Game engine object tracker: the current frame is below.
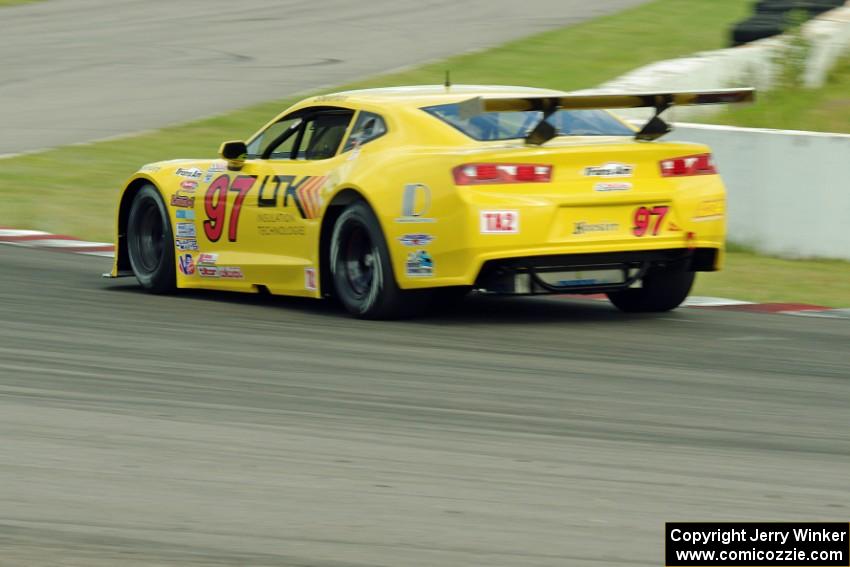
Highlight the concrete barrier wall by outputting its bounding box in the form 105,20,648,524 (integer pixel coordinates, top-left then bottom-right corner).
591,2,850,122
669,123,850,260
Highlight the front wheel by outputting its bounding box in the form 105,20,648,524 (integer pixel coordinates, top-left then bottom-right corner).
606,267,695,313
127,184,176,293
329,201,425,319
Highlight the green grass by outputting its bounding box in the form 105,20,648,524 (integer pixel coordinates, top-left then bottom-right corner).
0,0,43,6
2,0,846,306
703,53,850,133
695,252,850,307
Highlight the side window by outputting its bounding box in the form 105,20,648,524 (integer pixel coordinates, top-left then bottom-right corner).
294,111,354,160
342,111,387,152
246,117,301,159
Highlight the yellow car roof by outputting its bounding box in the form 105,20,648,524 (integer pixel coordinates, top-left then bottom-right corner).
306,84,570,108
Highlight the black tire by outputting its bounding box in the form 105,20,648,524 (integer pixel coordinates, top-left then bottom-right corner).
731,14,787,45
606,267,695,313
428,286,472,312
329,200,426,319
755,0,843,14
127,184,176,293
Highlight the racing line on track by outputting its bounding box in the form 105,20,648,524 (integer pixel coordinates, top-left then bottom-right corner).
1,228,847,319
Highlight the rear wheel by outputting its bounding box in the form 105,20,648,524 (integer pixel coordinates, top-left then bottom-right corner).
606,266,695,313
127,184,175,293
330,201,425,319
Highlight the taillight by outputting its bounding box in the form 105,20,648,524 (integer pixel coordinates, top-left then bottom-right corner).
660,153,717,177
453,163,553,185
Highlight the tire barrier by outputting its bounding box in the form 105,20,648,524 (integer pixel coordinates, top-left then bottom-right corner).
731,0,847,45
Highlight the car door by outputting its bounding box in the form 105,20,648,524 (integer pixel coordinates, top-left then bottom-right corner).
211,107,355,295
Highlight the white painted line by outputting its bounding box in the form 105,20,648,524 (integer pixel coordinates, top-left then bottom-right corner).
0,229,50,237
10,239,112,248
781,309,850,319
682,296,756,307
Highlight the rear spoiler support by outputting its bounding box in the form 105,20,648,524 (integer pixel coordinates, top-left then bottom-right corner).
635,95,673,142
458,88,756,145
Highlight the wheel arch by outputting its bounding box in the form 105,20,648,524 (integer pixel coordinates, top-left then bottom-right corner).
114,177,164,273
318,187,375,297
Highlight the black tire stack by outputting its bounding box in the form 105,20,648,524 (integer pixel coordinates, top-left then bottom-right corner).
731,0,846,46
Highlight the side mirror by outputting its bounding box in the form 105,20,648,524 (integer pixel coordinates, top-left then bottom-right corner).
219,140,247,171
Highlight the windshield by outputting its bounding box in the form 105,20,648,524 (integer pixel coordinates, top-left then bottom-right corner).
423,103,634,141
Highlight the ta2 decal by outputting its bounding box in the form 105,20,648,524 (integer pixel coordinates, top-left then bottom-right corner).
480,210,519,234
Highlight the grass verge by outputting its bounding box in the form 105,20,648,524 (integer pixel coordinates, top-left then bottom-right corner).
703,52,850,133
0,0,43,6
694,252,850,307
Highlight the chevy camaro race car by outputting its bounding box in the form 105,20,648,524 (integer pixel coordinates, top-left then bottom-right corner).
110,85,753,318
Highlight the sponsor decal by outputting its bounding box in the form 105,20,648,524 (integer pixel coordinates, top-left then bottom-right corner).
583,163,634,178
256,174,326,220
304,267,317,291
203,162,227,183
180,180,198,191
480,210,519,234
693,199,725,221
668,221,683,232
573,221,620,235
405,250,434,277
171,193,195,208
203,175,255,242
198,265,219,278
593,182,632,193
140,164,160,173
175,238,199,251
633,205,669,236
220,266,244,279
178,253,195,276
175,167,202,178
176,222,196,238
176,209,195,220
396,183,435,223
256,212,304,236
398,233,435,246
197,253,218,265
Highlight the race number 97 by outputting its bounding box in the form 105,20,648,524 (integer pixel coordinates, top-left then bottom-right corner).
204,175,257,242
633,205,669,237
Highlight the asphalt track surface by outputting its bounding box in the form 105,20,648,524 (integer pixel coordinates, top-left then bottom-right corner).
1,245,849,566
0,0,651,155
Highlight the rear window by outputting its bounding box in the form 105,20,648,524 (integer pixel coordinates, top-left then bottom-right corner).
422,103,634,141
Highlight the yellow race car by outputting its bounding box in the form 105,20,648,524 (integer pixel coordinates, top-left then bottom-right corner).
110,85,753,318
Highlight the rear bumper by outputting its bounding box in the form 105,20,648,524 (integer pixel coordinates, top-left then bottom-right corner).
474,247,717,295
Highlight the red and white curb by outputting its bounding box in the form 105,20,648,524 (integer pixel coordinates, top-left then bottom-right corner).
1,228,847,318
0,228,114,257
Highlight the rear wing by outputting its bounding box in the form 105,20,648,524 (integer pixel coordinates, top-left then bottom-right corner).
458,88,756,144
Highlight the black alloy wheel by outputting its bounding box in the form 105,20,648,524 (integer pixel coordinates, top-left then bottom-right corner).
330,201,425,319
